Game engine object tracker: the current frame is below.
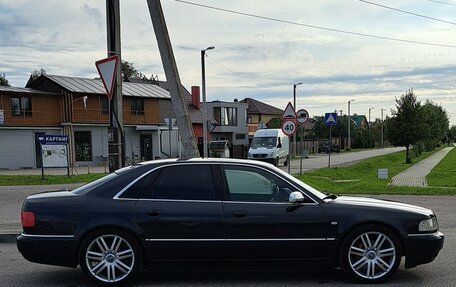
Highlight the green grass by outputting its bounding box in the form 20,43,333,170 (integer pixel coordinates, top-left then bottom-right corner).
427,146,456,187
0,173,105,186
296,147,456,195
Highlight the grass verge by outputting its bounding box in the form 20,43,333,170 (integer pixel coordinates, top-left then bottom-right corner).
296,147,456,195
427,146,456,187
0,173,105,186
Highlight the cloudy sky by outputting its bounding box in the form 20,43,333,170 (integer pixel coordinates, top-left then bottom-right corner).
1,0,456,123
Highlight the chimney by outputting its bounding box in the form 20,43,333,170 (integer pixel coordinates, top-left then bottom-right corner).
191,86,200,109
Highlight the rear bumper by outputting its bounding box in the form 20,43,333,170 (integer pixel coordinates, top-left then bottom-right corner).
404,231,444,268
16,233,78,268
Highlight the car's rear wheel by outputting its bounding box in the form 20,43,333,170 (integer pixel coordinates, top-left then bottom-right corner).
79,228,142,286
340,225,402,283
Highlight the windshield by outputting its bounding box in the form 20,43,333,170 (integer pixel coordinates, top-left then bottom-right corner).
251,137,277,148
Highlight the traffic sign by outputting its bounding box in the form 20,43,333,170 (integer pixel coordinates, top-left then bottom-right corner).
281,120,297,136
296,109,309,124
281,102,297,119
95,55,119,100
164,118,176,131
325,113,337,126
37,135,69,145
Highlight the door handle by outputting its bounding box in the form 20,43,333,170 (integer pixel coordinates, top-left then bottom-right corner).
146,210,161,217
232,210,248,218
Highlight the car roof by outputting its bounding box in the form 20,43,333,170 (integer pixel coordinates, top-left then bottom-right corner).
130,157,274,169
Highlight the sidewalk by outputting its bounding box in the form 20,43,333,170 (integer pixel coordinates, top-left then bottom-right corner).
0,165,107,176
389,146,454,187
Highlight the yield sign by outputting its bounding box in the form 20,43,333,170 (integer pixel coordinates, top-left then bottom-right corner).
95,55,119,100
281,102,297,119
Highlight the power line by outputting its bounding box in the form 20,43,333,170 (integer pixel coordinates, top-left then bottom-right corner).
205,54,260,86
360,0,456,26
173,0,456,48
427,0,456,7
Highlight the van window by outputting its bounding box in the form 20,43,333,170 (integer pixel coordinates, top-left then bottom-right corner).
251,137,277,148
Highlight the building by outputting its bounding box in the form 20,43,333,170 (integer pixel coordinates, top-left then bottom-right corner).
0,73,208,170
240,98,283,139
206,100,249,158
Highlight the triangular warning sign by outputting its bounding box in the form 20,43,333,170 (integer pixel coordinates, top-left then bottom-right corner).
282,102,297,119
326,114,336,124
95,55,119,100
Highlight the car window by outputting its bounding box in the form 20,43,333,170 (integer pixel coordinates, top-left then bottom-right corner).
142,164,215,200
222,166,296,203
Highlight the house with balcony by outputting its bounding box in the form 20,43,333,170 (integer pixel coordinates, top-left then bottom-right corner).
0,73,209,170
206,100,248,158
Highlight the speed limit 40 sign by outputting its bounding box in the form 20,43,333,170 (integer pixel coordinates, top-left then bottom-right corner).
281,120,297,136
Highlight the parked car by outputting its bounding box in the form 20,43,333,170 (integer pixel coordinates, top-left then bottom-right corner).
318,141,340,153
17,158,443,286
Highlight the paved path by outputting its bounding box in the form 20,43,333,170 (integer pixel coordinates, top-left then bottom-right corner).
389,147,454,187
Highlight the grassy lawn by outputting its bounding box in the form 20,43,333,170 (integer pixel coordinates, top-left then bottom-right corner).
0,173,105,186
427,146,456,187
296,147,456,195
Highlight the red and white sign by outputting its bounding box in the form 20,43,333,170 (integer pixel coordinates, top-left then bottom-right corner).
95,55,119,100
296,109,309,124
281,120,297,136
281,102,297,119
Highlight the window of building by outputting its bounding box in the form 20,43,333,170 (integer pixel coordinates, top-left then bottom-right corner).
131,98,144,115
142,165,214,200
213,107,237,126
11,97,32,116
235,133,246,140
100,97,109,114
75,131,92,161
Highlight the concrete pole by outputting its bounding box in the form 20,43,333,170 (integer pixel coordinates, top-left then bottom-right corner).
201,47,214,158
347,101,351,150
293,82,302,156
147,0,199,158
381,108,384,148
106,0,124,171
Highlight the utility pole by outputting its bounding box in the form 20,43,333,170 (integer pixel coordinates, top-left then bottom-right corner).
147,0,199,158
106,0,124,171
201,47,214,158
293,82,302,156
381,108,384,148
347,99,354,150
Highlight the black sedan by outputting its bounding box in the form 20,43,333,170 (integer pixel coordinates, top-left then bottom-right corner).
17,158,443,286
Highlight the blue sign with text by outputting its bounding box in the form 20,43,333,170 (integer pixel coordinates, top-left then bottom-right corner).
37,135,69,145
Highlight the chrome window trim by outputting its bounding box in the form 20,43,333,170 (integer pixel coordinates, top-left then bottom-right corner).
122,198,222,204
113,161,320,204
145,238,336,242
21,233,75,239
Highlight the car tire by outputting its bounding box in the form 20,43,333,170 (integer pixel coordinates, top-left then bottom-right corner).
79,228,142,286
284,158,288,166
274,157,279,166
340,225,402,284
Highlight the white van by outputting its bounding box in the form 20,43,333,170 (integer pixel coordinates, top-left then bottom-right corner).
248,129,289,166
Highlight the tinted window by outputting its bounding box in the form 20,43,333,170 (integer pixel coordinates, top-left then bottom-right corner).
143,165,214,200
223,166,297,202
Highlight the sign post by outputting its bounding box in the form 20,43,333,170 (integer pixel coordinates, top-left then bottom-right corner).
325,113,337,168
296,109,309,175
281,102,297,174
164,118,176,157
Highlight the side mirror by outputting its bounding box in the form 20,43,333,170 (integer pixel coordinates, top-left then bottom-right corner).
289,191,305,203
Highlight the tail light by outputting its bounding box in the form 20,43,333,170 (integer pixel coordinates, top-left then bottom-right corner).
21,211,35,227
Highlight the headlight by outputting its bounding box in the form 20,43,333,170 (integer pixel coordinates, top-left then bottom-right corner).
419,217,439,232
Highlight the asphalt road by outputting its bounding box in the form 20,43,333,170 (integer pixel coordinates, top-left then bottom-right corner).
283,147,404,174
1,195,454,286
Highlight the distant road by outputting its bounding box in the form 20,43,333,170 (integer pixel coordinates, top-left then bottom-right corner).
281,147,405,174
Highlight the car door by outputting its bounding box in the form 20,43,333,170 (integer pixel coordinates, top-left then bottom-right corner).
220,164,330,260
134,164,225,260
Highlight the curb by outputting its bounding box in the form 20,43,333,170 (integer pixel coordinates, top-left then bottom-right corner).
0,233,18,243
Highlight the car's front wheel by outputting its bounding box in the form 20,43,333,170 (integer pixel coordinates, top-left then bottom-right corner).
340,225,402,283
79,228,142,286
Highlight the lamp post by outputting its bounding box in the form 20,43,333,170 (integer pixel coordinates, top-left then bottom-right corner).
381,108,385,148
201,46,214,158
368,107,374,125
347,99,355,150
293,82,302,156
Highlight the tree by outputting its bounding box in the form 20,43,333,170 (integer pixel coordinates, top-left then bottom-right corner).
31,68,46,81
419,100,449,151
121,60,139,78
449,125,456,143
0,73,10,86
386,89,423,163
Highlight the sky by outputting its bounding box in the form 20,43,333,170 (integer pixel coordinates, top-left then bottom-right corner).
1,0,456,124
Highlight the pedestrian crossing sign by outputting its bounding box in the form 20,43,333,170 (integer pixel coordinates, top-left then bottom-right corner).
325,113,337,126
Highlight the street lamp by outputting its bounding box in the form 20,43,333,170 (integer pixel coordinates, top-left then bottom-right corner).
347,99,355,150
201,46,214,158
381,108,385,148
368,107,374,125
293,82,303,156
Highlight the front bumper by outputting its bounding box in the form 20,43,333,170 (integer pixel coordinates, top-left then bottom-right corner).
16,233,79,268
404,231,444,268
